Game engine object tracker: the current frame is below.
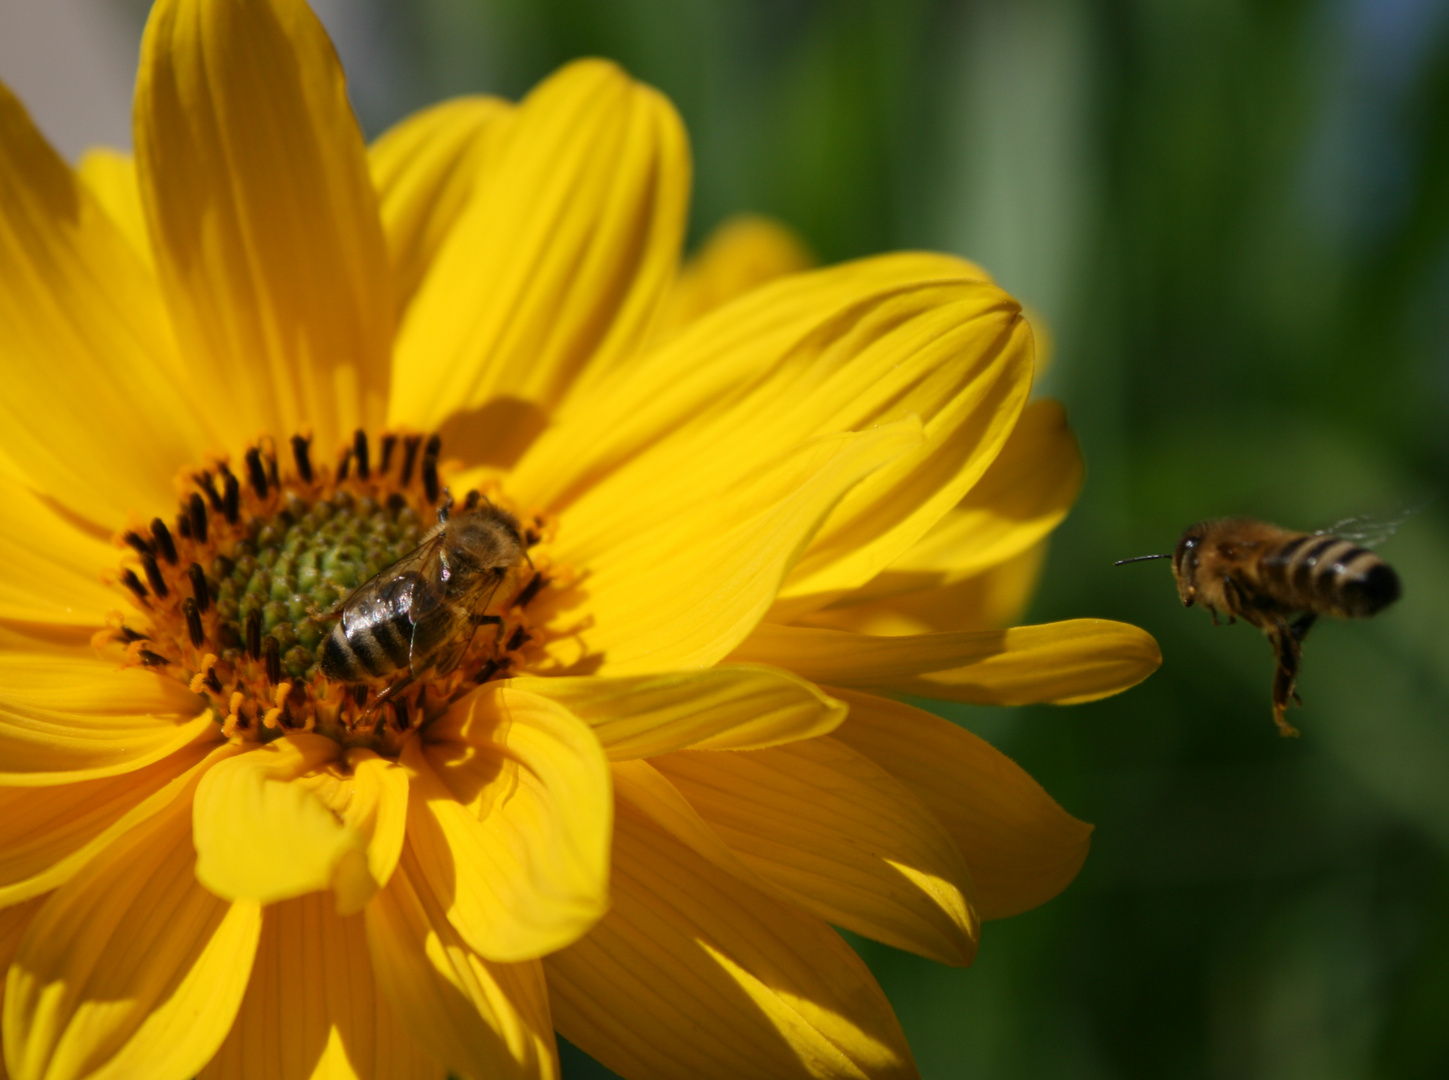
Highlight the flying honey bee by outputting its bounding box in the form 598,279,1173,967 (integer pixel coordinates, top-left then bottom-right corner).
1118,516,1404,736
319,495,527,705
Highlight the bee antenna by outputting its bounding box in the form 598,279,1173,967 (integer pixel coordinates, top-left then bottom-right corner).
1114,553,1172,566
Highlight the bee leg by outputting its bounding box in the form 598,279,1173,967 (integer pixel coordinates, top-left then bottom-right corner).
1221,577,1249,624
1266,617,1303,738
363,674,416,721
1286,615,1316,707
472,612,506,646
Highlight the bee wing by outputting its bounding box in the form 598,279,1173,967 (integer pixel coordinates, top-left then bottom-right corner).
338,534,445,632
408,568,509,678
1315,499,1432,549
408,603,467,676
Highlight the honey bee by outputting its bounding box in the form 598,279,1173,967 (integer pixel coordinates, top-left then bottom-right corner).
1119,516,1403,736
319,496,526,704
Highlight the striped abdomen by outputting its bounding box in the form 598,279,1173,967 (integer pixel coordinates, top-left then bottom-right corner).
319,614,413,682
1260,533,1401,618
318,573,419,682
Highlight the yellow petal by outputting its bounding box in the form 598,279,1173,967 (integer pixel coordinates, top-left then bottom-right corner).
733,618,1162,705
0,893,46,973
893,399,1080,580
509,664,845,759
770,307,1033,618
0,639,218,785
538,420,923,677
335,749,410,914
369,95,513,320
0,80,212,528
193,734,407,913
511,252,992,521
364,842,558,1080
652,739,979,966
0,471,121,626
200,892,443,1080
801,543,1048,636
0,895,45,959
135,0,393,455
0,895,49,1078
831,398,1080,610
544,803,917,1080
403,685,611,961
390,59,689,434
612,754,967,972
4,788,261,1080
512,252,1033,634
829,689,1093,919
654,214,814,337
0,739,230,907
75,148,151,268
192,734,341,906
609,759,767,887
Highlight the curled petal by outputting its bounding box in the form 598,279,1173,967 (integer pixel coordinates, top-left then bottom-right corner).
193,735,408,913
335,749,411,914
404,685,611,961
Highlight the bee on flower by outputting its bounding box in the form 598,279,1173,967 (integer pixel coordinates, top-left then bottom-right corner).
0,1,1159,1078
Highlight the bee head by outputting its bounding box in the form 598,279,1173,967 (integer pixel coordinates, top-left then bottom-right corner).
444,505,525,573
1172,523,1209,606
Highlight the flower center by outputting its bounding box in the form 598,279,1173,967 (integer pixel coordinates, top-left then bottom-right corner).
103,431,558,754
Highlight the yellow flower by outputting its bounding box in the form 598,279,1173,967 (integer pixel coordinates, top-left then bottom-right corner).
0,1,1159,1078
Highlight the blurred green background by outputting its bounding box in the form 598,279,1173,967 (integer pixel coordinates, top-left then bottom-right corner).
12,0,1449,1076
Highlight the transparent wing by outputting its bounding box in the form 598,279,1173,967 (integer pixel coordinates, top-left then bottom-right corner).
338,532,446,631
1315,498,1433,549
407,567,510,677
409,603,467,676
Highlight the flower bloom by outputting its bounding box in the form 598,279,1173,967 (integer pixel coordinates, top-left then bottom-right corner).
0,1,1159,1078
